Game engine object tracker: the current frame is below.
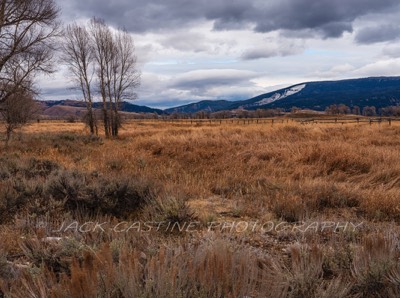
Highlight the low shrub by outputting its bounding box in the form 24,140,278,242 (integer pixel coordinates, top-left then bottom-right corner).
351,234,399,297
0,156,157,223
46,170,156,218
144,194,195,228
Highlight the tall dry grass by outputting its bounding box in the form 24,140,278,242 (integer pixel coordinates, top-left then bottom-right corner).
1,120,400,297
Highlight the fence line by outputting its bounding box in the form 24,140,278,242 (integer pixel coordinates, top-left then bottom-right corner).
29,117,400,127
124,117,400,126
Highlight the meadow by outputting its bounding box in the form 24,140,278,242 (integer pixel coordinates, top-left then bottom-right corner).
1,119,400,297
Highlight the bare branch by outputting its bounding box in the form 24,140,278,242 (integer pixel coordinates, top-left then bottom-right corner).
0,0,60,104
61,23,97,134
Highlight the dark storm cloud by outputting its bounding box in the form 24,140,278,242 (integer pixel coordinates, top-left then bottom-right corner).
355,24,400,44
253,0,400,37
58,0,400,38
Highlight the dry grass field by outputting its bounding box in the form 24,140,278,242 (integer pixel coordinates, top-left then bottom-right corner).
1,119,400,297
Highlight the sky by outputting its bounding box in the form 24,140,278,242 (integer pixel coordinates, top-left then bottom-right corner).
40,0,400,109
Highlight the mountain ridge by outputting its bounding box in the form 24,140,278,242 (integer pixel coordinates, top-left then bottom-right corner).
41,76,400,116
39,100,164,117
168,76,400,113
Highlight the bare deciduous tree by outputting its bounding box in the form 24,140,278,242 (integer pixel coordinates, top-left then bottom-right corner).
0,0,60,104
362,106,377,117
61,18,140,138
89,18,114,138
89,18,140,137
109,29,140,136
61,24,97,135
0,86,37,144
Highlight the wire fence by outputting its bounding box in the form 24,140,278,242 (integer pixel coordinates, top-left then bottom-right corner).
123,117,400,126
25,116,400,127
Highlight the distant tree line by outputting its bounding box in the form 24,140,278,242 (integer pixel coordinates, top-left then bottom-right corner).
163,105,400,120
380,106,400,117
325,104,400,117
167,109,285,120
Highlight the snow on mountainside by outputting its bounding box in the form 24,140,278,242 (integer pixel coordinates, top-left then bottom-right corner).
253,84,306,106
167,76,400,113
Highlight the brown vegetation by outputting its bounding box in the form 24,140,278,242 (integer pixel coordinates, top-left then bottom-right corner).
1,120,400,297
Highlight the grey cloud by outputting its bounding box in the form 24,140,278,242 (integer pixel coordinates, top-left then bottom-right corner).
160,32,211,53
40,86,80,101
58,0,202,33
41,87,72,97
250,0,397,37
57,0,400,39
170,69,257,92
355,24,400,44
213,19,252,31
382,45,400,58
242,49,296,61
205,1,254,30
318,22,353,38
241,48,279,60
352,59,400,77
241,42,304,60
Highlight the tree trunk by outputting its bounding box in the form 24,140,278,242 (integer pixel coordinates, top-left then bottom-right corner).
87,105,95,135
102,104,110,138
5,125,12,146
113,104,119,137
108,100,115,137
0,1,5,29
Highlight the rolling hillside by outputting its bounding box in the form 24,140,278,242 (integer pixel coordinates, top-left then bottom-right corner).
167,76,400,113
165,100,233,114
39,100,164,118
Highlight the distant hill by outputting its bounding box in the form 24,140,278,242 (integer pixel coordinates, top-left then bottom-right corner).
41,105,86,118
165,100,233,114
116,101,164,114
40,100,164,118
167,76,400,113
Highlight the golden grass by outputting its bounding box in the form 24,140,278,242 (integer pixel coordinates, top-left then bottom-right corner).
2,119,400,297
3,119,400,221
